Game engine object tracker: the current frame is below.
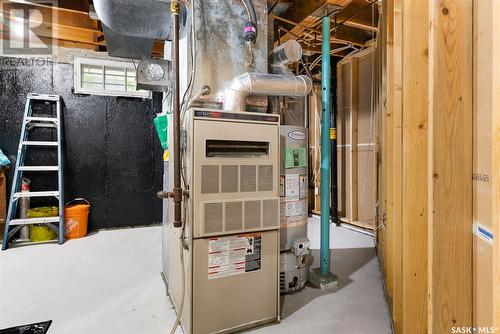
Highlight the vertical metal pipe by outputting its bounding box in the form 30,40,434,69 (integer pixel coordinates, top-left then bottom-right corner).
320,15,331,275
171,1,182,228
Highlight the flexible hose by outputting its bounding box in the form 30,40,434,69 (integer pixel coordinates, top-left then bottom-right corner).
241,0,258,36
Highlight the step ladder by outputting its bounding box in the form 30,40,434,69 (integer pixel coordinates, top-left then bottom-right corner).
2,93,64,250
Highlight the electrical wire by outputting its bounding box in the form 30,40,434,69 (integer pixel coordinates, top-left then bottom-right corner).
240,0,257,27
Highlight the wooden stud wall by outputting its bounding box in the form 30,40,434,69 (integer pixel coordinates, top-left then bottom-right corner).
377,0,476,332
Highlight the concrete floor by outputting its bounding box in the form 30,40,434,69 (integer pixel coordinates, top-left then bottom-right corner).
0,218,392,334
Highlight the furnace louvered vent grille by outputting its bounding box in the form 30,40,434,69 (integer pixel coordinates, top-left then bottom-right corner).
200,165,275,194
258,165,273,191
262,199,279,227
201,198,278,236
225,201,243,231
204,202,223,233
240,165,257,192
244,201,261,229
201,165,219,194
221,165,239,193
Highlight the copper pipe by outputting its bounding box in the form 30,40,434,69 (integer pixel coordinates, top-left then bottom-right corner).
171,0,182,228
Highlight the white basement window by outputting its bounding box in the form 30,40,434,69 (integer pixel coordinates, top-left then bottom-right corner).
74,57,151,98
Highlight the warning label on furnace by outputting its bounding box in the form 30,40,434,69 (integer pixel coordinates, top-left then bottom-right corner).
208,234,262,279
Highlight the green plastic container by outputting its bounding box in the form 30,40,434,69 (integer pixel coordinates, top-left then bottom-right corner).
154,114,169,150
28,206,58,242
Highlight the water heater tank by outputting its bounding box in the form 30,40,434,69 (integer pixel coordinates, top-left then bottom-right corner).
279,125,310,293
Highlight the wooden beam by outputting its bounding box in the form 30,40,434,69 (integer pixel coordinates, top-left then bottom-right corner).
428,0,473,332
391,0,403,331
0,4,100,32
473,0,500,329
275,16,367,48
57,0,89,13
271,14,322,35
5,0,90,14
383,0,394,314
342,20,378,32
401,1,429,333
349,57,359,221
333,24,374,46
472,0,496,329
493,1,500,328
152,40,165,57
281,0,351,25
334,0,378,28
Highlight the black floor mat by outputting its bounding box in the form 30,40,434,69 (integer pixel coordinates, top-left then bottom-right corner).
0,321,52,334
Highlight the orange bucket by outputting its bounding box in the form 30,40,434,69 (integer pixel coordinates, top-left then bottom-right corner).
64,198,90,239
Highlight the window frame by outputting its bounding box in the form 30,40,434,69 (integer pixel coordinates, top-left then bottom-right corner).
74,57,151,99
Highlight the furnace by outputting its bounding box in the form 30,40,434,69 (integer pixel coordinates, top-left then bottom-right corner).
163,108,280,334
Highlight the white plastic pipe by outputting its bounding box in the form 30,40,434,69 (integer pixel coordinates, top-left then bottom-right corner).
223,72,313,112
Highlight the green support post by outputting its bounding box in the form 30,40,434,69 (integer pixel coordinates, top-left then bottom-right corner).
309,15,338,290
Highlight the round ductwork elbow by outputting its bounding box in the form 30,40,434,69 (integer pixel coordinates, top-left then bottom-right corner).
223,73,313,112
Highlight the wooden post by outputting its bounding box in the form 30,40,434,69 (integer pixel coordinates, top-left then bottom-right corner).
492,0,500,328
391,0,403,331
383,0,394,307
401,1,429,333
428,0,473,332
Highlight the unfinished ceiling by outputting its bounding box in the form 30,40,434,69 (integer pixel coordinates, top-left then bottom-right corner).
0,0,377,60
270,0,378,55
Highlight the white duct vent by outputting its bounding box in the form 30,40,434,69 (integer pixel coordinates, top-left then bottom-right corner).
201,165,219,194
225,201,243,231
204,202,223,233
258,165,273,191
221,165,239,193
244,201,261,229
262,199,279,227
240,165,257,192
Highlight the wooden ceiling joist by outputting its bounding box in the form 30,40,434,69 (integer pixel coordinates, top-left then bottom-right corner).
272,0,378,55
0,3,98,32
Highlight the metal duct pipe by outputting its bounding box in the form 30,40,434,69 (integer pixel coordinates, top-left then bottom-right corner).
223,73,313,112
271,40,302,66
